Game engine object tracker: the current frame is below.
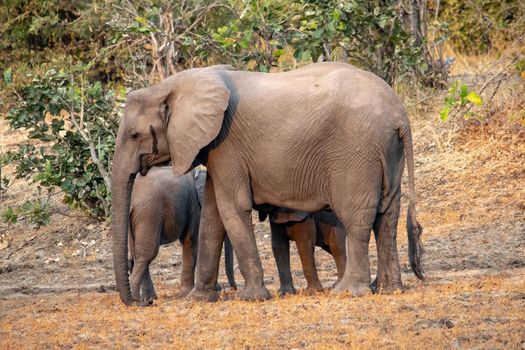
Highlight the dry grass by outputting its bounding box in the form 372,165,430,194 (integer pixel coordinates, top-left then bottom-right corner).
0,271,524,349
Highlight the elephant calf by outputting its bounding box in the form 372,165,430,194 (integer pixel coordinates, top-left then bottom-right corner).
259,207,346,295
127,166,235,302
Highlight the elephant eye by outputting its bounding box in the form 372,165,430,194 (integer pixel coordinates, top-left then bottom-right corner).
130,132,139,139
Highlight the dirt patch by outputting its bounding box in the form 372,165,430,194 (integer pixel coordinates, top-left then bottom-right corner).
1,95,524,348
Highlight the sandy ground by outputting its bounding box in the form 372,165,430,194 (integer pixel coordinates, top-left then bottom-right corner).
0,101,524,348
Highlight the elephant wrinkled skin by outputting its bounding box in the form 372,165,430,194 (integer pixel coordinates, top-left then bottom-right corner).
111,62,424,305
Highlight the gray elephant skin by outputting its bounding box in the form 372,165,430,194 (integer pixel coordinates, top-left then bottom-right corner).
260,207,346,295
111,62,424,305
127,166,236,303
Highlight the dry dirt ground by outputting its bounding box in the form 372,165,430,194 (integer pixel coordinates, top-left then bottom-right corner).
1,87,524,348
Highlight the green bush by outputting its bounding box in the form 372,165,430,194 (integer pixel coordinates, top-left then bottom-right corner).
439,80,483,122
212,0,430,84
4,65,121,219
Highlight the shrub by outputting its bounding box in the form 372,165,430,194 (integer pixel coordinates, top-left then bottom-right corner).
4,65,121,220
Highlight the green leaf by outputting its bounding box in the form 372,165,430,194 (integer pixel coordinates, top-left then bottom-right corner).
135,16,148,25
1,207,18,224
460,84,468,98
272,48,284,58
439,106,451,122
3,67,12,84
466,91,483,106
217,26,229,35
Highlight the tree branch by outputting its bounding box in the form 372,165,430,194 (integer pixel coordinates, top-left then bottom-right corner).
68,76,111,191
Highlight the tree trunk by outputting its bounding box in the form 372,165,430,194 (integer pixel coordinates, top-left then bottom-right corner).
410,0,423,47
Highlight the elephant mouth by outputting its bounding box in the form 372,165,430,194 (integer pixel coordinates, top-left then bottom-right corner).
139,153,171,176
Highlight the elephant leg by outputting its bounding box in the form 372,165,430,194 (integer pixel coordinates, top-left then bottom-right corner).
372,187,402,293
213,187,270,301
330,227,347,288
333,223,372,296
129,218,160,302
140,266,157,301
292,222,323,292
187,178,226,302
218,208,270,300
179,234,195,297
270,222,296,295
332,206,375,296
128,231,135,273
130,259,149,301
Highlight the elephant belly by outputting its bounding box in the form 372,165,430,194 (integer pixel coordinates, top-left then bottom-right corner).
250,175,330,213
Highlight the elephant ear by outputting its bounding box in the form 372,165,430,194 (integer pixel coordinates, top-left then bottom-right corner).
166,70,231,176
193,167,207,207
270,208,309,224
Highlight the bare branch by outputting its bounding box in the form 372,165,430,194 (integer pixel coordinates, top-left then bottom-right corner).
479,56,520,94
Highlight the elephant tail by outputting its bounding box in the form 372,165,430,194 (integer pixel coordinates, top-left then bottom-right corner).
224,235,237,290
399,124,425,280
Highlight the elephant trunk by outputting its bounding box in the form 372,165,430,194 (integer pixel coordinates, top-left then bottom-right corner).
111,158,137,305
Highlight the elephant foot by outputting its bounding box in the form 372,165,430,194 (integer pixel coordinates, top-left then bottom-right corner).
332,278,342,289
178,286,193,298
305,280,324,292
130,300,154,307
371,278,404,294
141,288,157,302
141,294,157,303
186,287,219,302
332,278,371,296
278,285,297,296
303,285,325,295
131,290,141,302
238,286,271,301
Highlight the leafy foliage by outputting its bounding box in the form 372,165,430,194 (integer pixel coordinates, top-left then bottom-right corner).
4,66,120,219
293,1,425,84
211,0,431,84
440,81,483,122
1,198,52,228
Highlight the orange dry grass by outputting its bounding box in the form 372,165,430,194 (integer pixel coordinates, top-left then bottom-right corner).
415,124,525,233
1,270,524,349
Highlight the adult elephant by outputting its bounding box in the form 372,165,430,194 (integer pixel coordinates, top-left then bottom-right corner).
111,62,424,305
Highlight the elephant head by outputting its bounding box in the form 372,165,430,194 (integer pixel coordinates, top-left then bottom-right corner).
111,66,232,305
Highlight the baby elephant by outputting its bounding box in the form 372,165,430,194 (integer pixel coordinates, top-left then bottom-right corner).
128,166,235,302
260,208,346,295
